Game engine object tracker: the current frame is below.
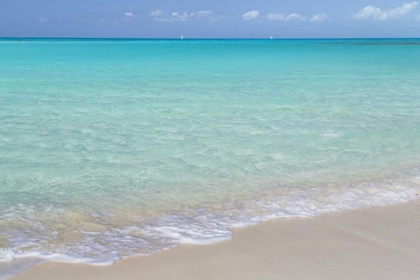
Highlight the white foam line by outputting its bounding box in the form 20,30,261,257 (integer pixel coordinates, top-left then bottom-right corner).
1,179,420,280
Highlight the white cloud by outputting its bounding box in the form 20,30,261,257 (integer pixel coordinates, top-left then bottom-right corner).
209,15,227,22
197,10,213,18
150,10,215,22
243,10,260,21
149,10,165,17
37,17,48,23
266,13,305,21
285,13,306,21
310,13,327,22
150,10,190,22
352,2,418,20
124,12,134,17
170,12,191,21
267,13,285,21
197,10,225,22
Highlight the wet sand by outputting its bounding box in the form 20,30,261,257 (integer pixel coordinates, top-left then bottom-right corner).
11,200,420,280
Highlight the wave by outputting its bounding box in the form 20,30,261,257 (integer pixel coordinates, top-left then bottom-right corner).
1,174,419,279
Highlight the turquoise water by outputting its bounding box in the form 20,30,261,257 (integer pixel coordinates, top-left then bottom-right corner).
1,38,420,278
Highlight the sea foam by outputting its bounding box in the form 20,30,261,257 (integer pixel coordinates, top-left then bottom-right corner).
1,175,419,279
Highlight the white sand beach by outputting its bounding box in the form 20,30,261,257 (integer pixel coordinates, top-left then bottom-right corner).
11,199,420,280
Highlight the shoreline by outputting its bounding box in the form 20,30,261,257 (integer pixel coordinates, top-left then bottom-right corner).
2,171,418,276
10,199,420,280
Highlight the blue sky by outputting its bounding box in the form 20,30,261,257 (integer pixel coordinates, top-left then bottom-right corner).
0,0,419,38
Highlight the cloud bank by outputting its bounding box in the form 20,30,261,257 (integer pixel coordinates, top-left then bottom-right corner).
352,2,418,20
266,13,306,21
149,10,165,17
243,10,260,21
266,13,286,21
150,10,218,22
310,13,327,22
285,13,305,21
197,10,213,18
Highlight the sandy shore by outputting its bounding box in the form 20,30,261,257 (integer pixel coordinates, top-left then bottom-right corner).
11,200,420,280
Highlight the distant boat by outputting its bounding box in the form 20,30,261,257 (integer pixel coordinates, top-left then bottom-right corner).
181,35,184,40
270,36,273,40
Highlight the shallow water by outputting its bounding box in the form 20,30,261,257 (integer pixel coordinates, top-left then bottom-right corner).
1,38,420,278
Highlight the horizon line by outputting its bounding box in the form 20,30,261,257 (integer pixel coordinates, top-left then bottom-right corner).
1,36,420,40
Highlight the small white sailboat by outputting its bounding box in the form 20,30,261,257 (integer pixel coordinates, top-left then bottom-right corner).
180,35,184,40
270,36,273,40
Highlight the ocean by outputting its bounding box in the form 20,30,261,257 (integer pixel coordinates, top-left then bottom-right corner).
1,38,420,278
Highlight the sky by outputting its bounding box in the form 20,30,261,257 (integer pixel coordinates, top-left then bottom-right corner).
0,0,419,38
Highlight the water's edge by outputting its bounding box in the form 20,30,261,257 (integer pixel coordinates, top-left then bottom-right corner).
2,173,420,280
